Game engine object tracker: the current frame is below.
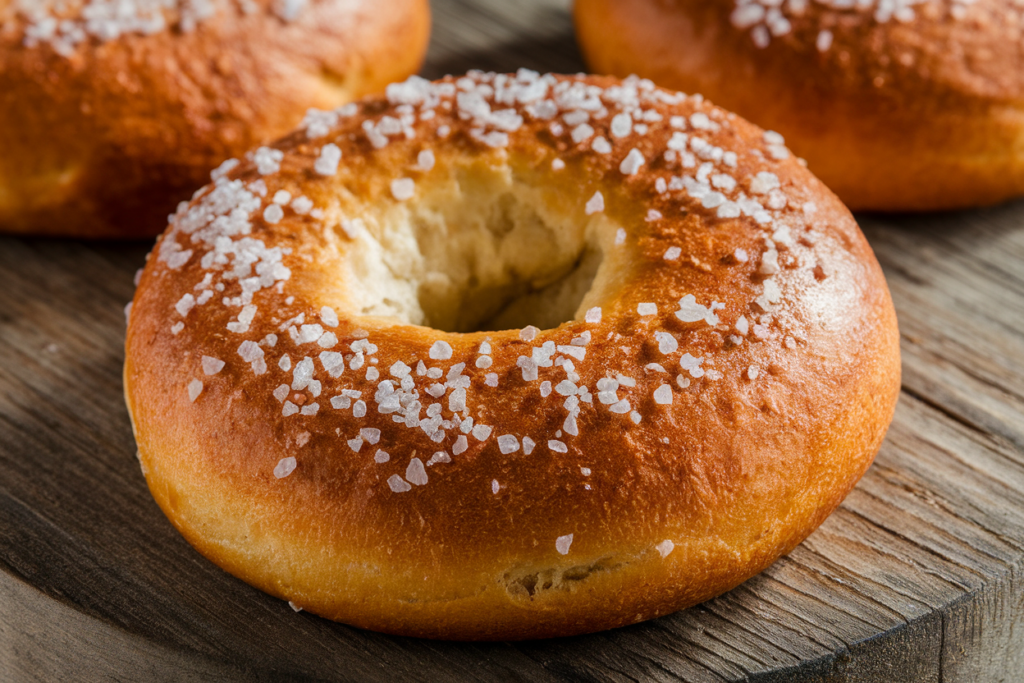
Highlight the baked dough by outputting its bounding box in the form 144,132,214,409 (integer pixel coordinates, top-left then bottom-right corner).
576,0,1024,211
0,0,430,237
125,72,901,640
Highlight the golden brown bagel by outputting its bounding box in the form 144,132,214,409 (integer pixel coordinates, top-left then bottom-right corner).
124,72,901,640
0,0,430,238
575,0,1024,211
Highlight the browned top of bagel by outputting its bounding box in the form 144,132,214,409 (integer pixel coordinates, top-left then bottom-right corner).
730,0,1022,99
577,0,1023,106
0,0,430,237
575,0,1024,210
125,72,901,640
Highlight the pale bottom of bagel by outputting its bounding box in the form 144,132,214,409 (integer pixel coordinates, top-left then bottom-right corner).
127,152,897,639
132,381,886,641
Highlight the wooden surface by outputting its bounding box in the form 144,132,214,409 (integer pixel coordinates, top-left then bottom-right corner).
2,1,1024,680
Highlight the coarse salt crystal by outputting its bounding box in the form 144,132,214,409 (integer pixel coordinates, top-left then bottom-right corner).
610,113,632,138
201,356,225,375
817,29,834,52
655,331,678,354
388,474,411,493
555,534,574,555
274,457,297,479
320,306,339,327
391,178,415,201
175,293,195,317
429,340,453,360
254,147,284,175
750,172,780,195
498,435,520,454
187,379,202,402
676,294,720,325
238,340,264,362
415,150,435,171
314,143,342,176
680,353,705,378
572,123,595,143
619,148,645,175
427,451,451,466
406,458,428,486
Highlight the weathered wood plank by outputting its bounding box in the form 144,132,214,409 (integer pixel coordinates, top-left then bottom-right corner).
1,0,1024,680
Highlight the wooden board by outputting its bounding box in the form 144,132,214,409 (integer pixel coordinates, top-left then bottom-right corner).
3,1,1024,680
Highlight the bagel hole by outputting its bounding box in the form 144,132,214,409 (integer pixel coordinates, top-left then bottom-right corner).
340,161,623,333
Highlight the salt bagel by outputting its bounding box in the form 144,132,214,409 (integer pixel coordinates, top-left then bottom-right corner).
575,0,1024,211
0,0,430,238
124,71,901,640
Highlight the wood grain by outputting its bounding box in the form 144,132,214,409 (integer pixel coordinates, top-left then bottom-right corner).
2,0,1024,680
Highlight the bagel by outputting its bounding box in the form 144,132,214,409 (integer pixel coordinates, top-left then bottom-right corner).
0,0,430,238
575,0,1024,211
124,71,901,640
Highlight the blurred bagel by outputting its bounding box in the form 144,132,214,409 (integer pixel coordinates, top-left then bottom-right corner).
575,0,1024,211
0,0,430,238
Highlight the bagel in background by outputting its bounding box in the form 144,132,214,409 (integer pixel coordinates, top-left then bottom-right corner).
125,71,901,640
0,0,430,238
575,0,1024,211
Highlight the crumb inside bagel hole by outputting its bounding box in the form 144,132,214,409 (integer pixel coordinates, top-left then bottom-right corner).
334,160,625,333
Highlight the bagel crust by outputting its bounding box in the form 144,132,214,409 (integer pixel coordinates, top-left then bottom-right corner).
0,0,430,238
575,0,1024,211
125,72,901,640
